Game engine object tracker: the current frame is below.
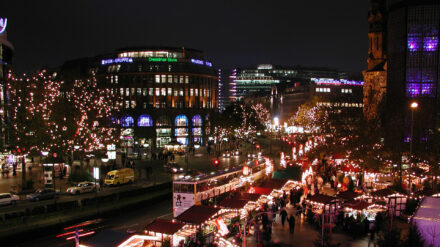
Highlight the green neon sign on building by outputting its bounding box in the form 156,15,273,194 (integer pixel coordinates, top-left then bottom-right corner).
148,57,178,62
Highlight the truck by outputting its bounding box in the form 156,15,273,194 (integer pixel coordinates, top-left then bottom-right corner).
104,168,134,186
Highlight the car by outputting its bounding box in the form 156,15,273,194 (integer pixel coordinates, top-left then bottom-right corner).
222,151,231,158
26,188,58,201
0,193,19,205
164,162,184,174
232,150,241,156
67,181,100,195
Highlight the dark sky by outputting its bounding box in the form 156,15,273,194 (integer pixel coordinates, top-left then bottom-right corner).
2,0,370,73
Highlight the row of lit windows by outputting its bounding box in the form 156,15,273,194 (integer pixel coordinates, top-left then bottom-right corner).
316,88,353,93
117,100,213,109
318,102,363,108
112,87,212,97
108,75,190,84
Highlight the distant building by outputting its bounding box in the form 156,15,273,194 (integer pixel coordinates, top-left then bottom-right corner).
312,78,364,124
231,64,350,121
386,0,440,149
363,0,387,121
0,17,13,149
59,47,217,148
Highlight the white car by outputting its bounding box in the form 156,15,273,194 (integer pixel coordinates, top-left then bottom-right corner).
0,193,19,205
67,182,100,195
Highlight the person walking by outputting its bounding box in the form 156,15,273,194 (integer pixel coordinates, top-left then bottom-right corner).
288,214,295,234
280,207,288,227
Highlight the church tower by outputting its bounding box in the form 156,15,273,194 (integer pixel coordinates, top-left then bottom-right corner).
363,0,387,121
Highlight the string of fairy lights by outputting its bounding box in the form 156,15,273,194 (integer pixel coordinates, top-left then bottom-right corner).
7,70,121,156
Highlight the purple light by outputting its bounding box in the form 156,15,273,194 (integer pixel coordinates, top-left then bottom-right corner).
406,69,421,82
421,83,436,97
423,36,438,51
406,83,420,97
408,37,421,51
421,69,436,82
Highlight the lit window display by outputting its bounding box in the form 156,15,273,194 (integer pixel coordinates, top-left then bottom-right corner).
138,114,153,127
423,36,438,51
408,37,421,51
175,114,188,127
121,116,134,127
192,115,202,126
406,83,420,97
421,83,436,97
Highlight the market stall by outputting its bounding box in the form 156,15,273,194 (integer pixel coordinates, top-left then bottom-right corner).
175,205,221,243
145,219,186,246
370,188,407,216
342,200,386,221
305,194,340,217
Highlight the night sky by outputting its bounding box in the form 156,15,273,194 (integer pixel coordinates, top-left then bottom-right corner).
3,0,369,73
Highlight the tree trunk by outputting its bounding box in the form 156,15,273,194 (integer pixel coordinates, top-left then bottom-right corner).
21,156,26,189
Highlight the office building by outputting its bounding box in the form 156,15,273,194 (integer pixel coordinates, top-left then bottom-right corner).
0,18,13,149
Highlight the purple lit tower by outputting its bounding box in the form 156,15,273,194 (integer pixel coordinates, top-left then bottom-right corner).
386,0,440,150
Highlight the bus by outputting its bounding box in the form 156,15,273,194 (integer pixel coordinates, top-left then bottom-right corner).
172,157,270,217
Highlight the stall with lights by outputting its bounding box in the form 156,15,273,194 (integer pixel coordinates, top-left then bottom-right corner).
342,200,386,221
370,188,407,216
305,194,340,217
144,219,186,247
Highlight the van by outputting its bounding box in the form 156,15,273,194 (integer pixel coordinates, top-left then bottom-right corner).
104,168,134,186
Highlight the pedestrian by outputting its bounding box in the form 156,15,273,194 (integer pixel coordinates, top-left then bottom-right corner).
280,207,287,227
288,214,295,234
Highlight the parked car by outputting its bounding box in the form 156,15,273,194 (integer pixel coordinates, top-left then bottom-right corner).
104,168,134,186
67,181,100,195
164,162,184,174
26,188,58,201
0,193,19,205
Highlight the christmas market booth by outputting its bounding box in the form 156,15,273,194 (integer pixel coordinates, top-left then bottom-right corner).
144,219,187,246
342,200,386,221
175,205,221,243
305,194,340,217
369,188,407,216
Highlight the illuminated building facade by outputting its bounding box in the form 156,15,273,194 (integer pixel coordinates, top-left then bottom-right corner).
312,78,364,123
386,0,440,148
0,18,13,149
61,47,217,148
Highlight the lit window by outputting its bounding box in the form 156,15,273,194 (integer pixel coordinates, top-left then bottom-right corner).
142,88,147,96
126,88,130,96
179,89,184,96
120,88,124,96
185,76,189,83
143,102,147,109
155,75,160,83
173,76,178,83
161,75,166,83
131,101,136,108
174,89,178,96
120,116,134,127
131,88,135,95
167,75,172,83
175,114,188,127
155,88,160,96
125,100,130,108
190,88,194,96
149,88,154,96
137,88,142,95
138,114,153,127
168,88,172,95
192,115,202,126
179,76,184,83
161,88,166,96
195,89,198,96
115,76,118,84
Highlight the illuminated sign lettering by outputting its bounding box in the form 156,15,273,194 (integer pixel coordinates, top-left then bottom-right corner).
101,57,133,65
148,57,177,62
191,58,213,67
311,78,364,86
0,18,7,34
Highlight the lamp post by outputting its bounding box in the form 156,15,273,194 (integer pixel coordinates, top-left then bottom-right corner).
409,102,418,192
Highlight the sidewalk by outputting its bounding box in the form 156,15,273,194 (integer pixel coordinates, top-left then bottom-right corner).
245,203,369,247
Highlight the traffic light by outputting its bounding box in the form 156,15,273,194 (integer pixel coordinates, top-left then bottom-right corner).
214,159,219,165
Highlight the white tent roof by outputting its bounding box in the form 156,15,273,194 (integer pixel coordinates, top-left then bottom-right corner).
413,197,440,247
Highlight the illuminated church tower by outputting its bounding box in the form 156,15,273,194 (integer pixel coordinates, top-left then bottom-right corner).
363,0,387,121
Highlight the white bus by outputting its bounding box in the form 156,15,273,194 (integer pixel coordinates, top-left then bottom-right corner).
173,158,268,217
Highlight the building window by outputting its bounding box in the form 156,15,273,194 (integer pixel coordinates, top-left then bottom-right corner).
126,88,130,96
125,100,130,108
120,116,134,127
156,116,171,127
195,89,199,96
137,88,142,95
143,102,147,109
167,75,173,83
173,76,178,83
185,76,189,83
138,114,153,127
131,88,135,96
120,88,124,96
175,114,188,127
161,88,166,96
115,76,118,84
149,88,154,96
341,88,352,93
190,88,194,96
174,89,178,96
168,88,172,96
179,76,184,83
192,115,202,127
155,75,160,83
143,88,147,96
179,89,184,96
155,88,160,96
161,75,166,83
131,101,136,108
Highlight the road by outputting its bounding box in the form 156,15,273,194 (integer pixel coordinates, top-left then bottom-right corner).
7,198,173,247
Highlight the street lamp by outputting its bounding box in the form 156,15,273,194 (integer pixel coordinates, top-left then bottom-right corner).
409,101,418,192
